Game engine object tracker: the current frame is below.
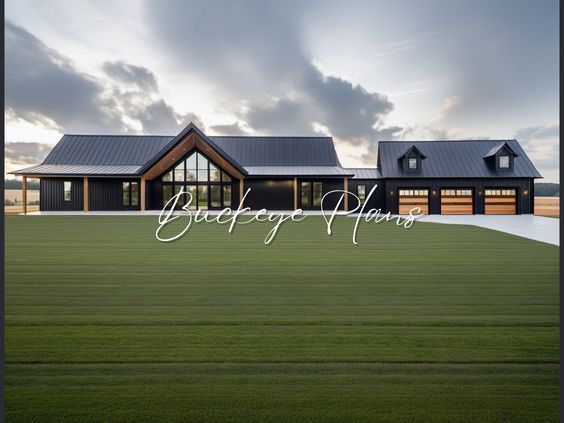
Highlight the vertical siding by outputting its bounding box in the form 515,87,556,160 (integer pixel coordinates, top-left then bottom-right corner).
243,178,294,210
347,179,386,211
88,178,140,211
40,178,83,211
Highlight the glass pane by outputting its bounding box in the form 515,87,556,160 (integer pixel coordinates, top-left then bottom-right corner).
131,182,139,206
313,182,323,207
210,163,221,182
162,171,173,182
122,182,129,206
211,185,221,207
163,185,173,204
174,162,184,182
185,185,197,210
185,168,197,182
174,185,185,208
499,155,510,168
186,153,197,171
64,181,72,202
222,171,232,182
198,185,208,209
301,182,311,207
409,158,417,169
358,185,366,202
223,185,232,207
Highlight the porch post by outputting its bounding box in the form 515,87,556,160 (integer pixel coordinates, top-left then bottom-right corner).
83,177,89,212
293,177,298,210
344,177,349,211
22,176,27,215
140,177,146,212
239,178,244,207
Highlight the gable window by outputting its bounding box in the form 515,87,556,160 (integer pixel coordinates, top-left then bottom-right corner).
358,185,366,202
408,158,418,169
499,155,510,169
161,150,233,209
64,181,72,202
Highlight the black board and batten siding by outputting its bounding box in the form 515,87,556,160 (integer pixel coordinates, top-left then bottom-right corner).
243,179,294,210
89,179,140,211
40,178,83,211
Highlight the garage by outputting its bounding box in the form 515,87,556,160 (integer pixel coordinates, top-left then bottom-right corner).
440,189,473,214
485,189,517,214
398,189,429,214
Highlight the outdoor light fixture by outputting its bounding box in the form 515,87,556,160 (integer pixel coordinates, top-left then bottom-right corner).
389,190,394,195
523,190,528,195
432,190,436,196
478,191,482,196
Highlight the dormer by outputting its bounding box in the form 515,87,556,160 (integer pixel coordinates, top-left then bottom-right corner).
398,145,427,173
483,142,519,172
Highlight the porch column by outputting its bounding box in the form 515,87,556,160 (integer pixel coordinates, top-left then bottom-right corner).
83,177,89,212
22,176,27,215
239,178,244,207
140,177,146,212
344,177,349,211
293,177,298,210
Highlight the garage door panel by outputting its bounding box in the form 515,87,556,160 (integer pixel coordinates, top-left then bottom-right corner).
399,204,428,214
440,189,473,215
398,190,428,215
441,204,473,214
485,204,516,214
485,189,517,215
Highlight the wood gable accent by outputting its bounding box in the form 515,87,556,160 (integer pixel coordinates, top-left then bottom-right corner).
142,132,246,181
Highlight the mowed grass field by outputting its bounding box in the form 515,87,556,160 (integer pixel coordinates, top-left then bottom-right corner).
4,216,560,422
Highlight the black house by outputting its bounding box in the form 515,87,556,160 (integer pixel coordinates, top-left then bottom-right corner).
13,122,541,215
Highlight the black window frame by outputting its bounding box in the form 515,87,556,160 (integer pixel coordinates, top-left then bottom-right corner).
122,181,140,208
63,180,72,202
300,181,324,209
357,184,366,203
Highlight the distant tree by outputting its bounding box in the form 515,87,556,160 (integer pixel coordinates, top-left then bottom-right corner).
4,179,40,190
535,183,559,197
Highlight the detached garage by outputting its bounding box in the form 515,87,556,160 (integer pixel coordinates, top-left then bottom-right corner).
440,189,473,214
485,189,517,214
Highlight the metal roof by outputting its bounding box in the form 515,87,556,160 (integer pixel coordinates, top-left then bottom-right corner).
43,135,173,165
483,141,519,158
12,164,142,176
245,166,353,177
344,168,383,179
378,140,541,178
209,136,340,166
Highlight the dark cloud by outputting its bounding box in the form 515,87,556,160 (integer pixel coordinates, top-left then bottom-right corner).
5,142,53,166
102,61,158,92
148,0,399,149
208,122,249,136
5,21,203,136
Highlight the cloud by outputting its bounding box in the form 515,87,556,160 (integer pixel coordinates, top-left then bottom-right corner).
102,60,158,92
147,0,400,154
5,142,54,174
435,96,463,121
514,123,559,181
5,21,203,136
208,122,250,136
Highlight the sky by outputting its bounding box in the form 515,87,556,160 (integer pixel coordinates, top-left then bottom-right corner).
4,0,560,182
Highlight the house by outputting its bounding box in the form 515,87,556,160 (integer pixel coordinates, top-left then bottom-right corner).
12,122,541,214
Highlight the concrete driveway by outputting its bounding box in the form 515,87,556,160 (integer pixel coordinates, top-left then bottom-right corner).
419,214,559,246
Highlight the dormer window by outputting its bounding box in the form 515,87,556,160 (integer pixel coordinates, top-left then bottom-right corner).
399,145,426,174
408,158,418,169
483,142,518,172
499,155,510,169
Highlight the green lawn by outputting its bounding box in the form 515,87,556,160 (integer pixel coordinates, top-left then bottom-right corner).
4,216,559,422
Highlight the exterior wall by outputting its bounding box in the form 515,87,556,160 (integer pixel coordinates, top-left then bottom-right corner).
243,178,294,210
385,178,534,214
89,178,140,211
298,178,346,211
40,177,84,211
347,179,386,211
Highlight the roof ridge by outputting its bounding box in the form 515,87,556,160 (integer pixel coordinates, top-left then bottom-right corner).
209,135,333,139
63,134,175,138
379,139,517,143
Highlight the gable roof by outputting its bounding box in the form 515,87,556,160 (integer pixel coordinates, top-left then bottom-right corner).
398,145,427,160
378,140,541,179
12,122,345,177
483,141,520,158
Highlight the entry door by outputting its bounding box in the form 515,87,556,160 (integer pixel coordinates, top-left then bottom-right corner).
485,189,517,214
398,189,429,214
440,189,473,214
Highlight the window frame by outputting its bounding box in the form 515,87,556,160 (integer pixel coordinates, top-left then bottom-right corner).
300,181,324,209
499,154,510,169
357,185,366,203
408,158,418,170
63,181,72,202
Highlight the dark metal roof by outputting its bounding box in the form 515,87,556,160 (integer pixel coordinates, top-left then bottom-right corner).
344,168,383,179
483,142,520,158
378,140,541,178
43,135,173,165
209,136,340,166
245,166,353,177
12,164,141,176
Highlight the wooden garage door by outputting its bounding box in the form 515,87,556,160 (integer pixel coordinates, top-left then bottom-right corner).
485,189,517,214
440,189,473,215
399,189,429,214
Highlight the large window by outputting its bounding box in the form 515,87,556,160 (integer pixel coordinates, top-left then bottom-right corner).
301,181,323,208
161,151,233,209
122,181,140,207
63,181,72,202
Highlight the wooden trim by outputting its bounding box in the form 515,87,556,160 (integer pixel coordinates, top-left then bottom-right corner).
83,177,89,212
239,179,244,207
293,177,298,210
344,177,348,211
22,176,27,215
140,178,146,212
142,133,245,181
